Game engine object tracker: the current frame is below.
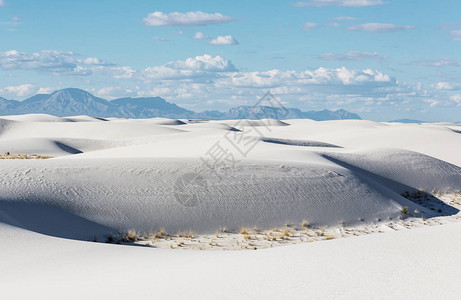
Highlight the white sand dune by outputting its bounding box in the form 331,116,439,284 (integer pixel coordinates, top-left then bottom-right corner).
0,115,459,236
0,113,75,122
0,120,186,140
0,114,460,298
63,115,109,122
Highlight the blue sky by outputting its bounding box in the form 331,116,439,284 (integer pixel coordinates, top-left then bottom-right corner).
1,0,461,121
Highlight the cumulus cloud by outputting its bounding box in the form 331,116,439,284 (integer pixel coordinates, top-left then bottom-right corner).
37,87,54,94
164,54,237,71
347,23,415,32
142,11,235,27
82,57,112,65
0,50,112,75
293,0,387,7
0,84,52,99
137,57,399,103
0,52,440,112
99,54,407,106
92,86,136,99
318,51,386,61
209,35,238,45
302,22,320,30
450,94,461,106
220,67,393,89
0,0,6,7
432,82,460,90
193,32,209,39
142,54,237,80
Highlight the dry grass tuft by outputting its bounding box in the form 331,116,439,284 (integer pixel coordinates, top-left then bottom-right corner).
0,153,54,160
149,228,166,239
239,227,249,235
122,229,138,243
177,230,195,239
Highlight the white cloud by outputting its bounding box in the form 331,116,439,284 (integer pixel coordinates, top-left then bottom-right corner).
152,36,171,42
82,57,112,65
293,0,387,7
220,67,392,89
209,35,238,45
318,51,386,61
450,30,461,42
193,32,209,39
440,22,461,30
432,82,459,90
111,66,136,79
0,0,7,7
92,87,136,99
347,23,415,32
303,22,319,30
101,54,407,106
142,54,237,80
0,84,50,98
411,58,461,67
164,54,237,71
37,87,53,94
142,11,235,27
0,52,443,112
450,95,461,106
0,50,111,75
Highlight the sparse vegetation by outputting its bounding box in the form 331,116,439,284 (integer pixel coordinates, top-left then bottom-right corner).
177,230,195,239
239,227,249,235
281,229,292,239
122,229,138,242
99,192,461,251
149,228,166,239
0,153,54,159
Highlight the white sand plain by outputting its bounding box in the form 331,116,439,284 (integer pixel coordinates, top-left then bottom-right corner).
0,114,460,299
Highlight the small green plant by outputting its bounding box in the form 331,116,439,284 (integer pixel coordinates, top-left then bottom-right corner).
401,207,409,215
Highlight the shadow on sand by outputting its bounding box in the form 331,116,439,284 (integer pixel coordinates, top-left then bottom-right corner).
0,200,116,242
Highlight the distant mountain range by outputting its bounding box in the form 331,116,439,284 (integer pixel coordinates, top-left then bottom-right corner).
388,119,427,124
0,88,362,121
